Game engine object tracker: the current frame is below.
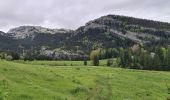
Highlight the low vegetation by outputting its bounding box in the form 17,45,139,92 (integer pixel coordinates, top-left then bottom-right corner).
0,60,170,100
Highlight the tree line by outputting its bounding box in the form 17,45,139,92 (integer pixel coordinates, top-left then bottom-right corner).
90,44,170,71
1,44,170,71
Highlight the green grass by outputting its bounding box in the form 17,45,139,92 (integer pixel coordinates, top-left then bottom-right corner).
14,60,109,66
0,60,170,100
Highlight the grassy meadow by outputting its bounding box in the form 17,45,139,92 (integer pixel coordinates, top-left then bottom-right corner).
0,60,170,100
14,60,109,66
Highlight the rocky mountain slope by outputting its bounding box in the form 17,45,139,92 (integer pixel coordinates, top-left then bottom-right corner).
7,26,72,39
1,14,170,54
65,15,170,52
0,26,73,52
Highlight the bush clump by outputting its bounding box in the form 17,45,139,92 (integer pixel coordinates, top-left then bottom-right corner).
71,86,89,94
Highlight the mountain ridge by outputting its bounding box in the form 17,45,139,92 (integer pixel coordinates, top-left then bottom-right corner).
6,26,73,39
1,14,170,56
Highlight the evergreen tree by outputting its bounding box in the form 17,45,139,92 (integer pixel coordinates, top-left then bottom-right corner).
156,47,167,67
90,50,100,66
83,57,87,66
153,54,161,70
167,48,170,70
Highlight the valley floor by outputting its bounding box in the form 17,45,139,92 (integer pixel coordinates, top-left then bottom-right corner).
0,60,170,100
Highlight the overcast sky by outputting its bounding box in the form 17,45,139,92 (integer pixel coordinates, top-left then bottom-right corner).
0,0,170,32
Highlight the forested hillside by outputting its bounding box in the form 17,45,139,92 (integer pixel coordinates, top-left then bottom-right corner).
1,15,170,65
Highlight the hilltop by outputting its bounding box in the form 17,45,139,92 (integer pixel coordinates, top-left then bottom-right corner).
1,14,170,58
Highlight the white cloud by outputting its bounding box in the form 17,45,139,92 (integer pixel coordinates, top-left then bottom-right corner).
0,0,170,32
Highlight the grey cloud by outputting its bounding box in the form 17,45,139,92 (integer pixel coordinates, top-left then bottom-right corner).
0,0,170,32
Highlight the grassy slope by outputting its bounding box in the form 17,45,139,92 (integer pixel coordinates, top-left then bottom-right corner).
0,60,170,100
14,60,109,66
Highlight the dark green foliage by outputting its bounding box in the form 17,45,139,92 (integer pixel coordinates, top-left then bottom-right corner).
0,90,5,100
98,45,170,71
166,84,170,100
107,59,113,67
84,59,87,66
0,52,6,59
23,50,35,61
167,48,170,70
9,52,20,60
127,46,170,71
92,55,99,66
90,50,100,66
0,51,20,60
71,86,89,94
0,79,8,100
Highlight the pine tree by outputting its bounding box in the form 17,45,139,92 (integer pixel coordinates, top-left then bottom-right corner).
153,54,161,70
167,48,170,70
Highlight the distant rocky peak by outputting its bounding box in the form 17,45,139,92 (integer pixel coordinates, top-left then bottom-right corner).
6,26,72,39
8,26,54,34
0,31,5,35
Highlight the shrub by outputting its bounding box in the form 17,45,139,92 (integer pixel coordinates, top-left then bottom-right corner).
71,86,89,94
107,59,113,67
0,90,5,100
90,50,100,66
5,55,13,61
167,84,170,100
0,80,8,100
84,59,87,66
